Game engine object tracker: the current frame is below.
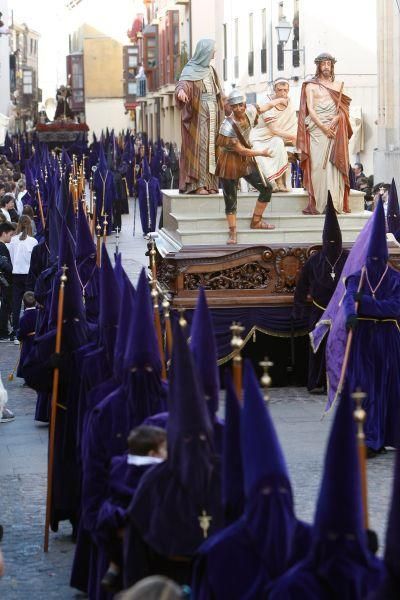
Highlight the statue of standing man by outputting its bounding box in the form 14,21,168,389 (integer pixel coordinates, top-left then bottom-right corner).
175,39,225,195
297,53,352,214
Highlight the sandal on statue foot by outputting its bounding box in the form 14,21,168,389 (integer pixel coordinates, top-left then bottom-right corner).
250,217,275,230
194,187,210,195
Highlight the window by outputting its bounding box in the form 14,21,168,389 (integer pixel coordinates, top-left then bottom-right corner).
30,38,33,55
234,18,239,78
128,81,137,95
23,70,32,94
67,54,84,110
261,8,267,74
248,13,254,76
223,24,227,81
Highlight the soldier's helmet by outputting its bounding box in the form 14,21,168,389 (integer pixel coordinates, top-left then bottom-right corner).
227,89,246,106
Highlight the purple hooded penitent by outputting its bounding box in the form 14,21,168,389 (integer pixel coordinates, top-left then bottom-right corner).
293,191,348,392
125,320,223,587
192,361,311,600
221,371,244,525
310,204,376,410
270,388,383,599
190,287,220,418
341,199,400,451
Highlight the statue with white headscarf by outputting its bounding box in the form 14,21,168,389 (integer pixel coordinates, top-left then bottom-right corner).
175,39,225,195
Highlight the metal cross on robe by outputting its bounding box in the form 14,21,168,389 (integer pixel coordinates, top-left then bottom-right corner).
198,510,212,539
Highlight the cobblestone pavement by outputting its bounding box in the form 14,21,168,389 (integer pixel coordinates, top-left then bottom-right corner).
0,204,395,597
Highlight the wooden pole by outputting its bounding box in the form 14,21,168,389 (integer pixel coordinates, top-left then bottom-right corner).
259,357,273,403
96,220,102,267
230,322,244,401
35,180,46,231
336,266,366,398
151,278,167,380
102,213,108,246
322,82,344,170
44,265,68,552
162,297,173,359
352,388,369,529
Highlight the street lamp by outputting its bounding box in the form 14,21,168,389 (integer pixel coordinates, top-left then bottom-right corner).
275,16,292,44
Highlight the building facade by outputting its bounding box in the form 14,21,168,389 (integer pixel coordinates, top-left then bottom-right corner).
373,0,400,183
216,0,377,174
0,0,11,128
8,19,40,131
65,0,134,135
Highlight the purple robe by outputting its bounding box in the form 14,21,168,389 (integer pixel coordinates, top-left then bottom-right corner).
136,176,161,235
192,477,311,599
343,267,400,451
294,250,348,391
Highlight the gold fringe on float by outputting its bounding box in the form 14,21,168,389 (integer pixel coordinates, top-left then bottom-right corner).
217,324,309,366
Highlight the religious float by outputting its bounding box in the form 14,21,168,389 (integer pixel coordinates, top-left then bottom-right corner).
35,86,89,148
152,189,400,383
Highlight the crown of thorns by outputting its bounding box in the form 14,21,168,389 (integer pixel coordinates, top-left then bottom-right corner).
314,53,337,64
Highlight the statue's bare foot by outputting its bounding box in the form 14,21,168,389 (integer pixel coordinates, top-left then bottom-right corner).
194,187,209,195
208,189,219,194
277,186,290,192
302,206,320,215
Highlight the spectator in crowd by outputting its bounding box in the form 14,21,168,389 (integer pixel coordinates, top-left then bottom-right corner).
0,221,14,342
353,162,366,190
8,215,38,341
15,180,28,216
374,183,390,216
22,205,37,236
1,358,15,423
0,194,13,222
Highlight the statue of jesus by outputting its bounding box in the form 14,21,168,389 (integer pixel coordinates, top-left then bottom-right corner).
297,53,352,214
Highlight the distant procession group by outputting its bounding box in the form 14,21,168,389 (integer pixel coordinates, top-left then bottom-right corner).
175,40,352,243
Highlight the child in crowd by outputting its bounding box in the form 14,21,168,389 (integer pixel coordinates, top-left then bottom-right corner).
99,425,167,592
16,291,37,377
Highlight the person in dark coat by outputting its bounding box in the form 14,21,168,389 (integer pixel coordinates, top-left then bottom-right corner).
0,222,14,340
124,320,224,588
16,291,37,379
192,361,312,599
343,197,400,455
293,192,348,392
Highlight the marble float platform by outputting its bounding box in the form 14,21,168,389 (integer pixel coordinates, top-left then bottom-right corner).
153,189,395,308
158,188,370,253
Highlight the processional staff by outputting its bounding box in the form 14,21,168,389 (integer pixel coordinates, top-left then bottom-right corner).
35,180,46,231
148,239,167,379
352,388,369,530
259,357,273,403
162,296,173,360
96,219,102,267
44,265,68,552
230,322,244,400
336,266,366,398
